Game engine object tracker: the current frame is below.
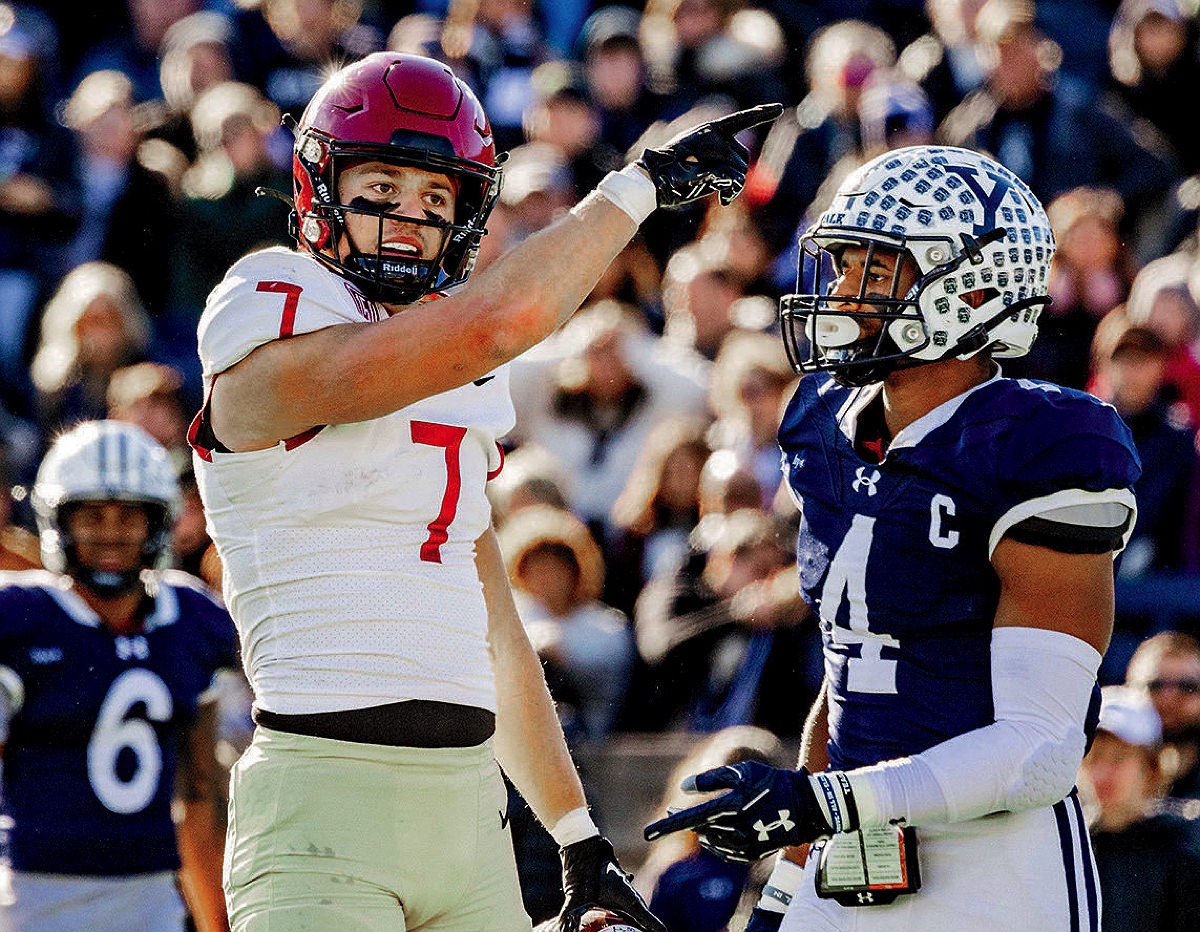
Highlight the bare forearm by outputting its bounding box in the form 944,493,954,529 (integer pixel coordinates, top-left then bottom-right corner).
779,679,830,867
176,797,230,932
478,529,587,827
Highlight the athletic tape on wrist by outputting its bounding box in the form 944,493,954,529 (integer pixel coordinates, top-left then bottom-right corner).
757,857,805,914
549,806,600,847
810,771,859,833
592,164,658,224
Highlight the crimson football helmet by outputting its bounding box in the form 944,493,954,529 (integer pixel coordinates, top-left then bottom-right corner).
291,52,501,304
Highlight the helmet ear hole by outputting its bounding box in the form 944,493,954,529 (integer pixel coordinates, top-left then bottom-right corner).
960,288,998,310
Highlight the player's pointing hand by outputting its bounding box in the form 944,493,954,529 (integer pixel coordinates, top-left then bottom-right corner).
637,103,783,209
644,761,840,863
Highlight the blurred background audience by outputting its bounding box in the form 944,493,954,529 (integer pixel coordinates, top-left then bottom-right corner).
8,0,1200,925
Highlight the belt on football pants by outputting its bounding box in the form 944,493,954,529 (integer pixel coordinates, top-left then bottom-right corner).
253,699,496,747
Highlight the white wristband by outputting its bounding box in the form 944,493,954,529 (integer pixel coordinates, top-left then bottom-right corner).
592,163,658,224
549,806,600,847
757,856,805,914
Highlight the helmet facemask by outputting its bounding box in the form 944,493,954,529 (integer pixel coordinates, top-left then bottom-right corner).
52,500,174,599
294,130,501,305
781,234,934,387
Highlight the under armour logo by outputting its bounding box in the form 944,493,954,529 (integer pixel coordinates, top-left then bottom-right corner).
856,891,875,904
115,635,150,660
852,467,881,496
753,810,796,841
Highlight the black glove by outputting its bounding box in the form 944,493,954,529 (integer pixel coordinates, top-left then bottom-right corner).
643,762,834,862
636,103,782,209
556,835,666,932
743,906,786,932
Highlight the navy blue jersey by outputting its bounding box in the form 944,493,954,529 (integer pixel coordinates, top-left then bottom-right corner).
778,373,1140,771
0,570,239,875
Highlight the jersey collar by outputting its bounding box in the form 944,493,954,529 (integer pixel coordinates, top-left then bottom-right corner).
835,366,1004,455
45,574,180,632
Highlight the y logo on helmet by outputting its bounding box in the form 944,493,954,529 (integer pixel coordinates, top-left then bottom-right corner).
941,164,1016,237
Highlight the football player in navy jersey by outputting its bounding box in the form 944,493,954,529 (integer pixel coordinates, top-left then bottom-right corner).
645,146,1142,932
0,421,239,932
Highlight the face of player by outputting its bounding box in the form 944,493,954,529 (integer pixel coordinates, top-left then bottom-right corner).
67,501,150,579
336,161,457,264
826,244,921,340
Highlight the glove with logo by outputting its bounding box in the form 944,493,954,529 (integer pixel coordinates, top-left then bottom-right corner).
636,103,782,209
643,762,844,863
556,835,666,932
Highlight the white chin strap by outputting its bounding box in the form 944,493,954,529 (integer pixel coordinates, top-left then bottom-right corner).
807,314,863,349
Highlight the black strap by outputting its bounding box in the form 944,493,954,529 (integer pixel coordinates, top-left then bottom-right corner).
254,699,495,747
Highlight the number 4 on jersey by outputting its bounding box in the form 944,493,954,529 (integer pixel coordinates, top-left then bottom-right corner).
820,514,899,695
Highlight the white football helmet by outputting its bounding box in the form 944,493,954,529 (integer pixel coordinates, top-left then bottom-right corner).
779,145,1055,386
33,421,182,597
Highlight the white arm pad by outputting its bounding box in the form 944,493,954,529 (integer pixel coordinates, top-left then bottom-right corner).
847,626,1101,827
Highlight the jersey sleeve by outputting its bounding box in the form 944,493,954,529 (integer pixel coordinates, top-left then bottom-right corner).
196,247,366,379
989,386,1142,556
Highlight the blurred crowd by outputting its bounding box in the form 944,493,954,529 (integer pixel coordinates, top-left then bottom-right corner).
3,0,1200,927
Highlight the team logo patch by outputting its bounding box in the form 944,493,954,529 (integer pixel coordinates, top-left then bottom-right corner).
852,467,881,496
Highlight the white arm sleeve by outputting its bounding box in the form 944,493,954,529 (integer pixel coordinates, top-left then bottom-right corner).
844,626,1100,827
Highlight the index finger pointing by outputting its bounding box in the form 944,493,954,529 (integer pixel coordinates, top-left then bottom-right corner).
644,794,736,841
708,103,784,137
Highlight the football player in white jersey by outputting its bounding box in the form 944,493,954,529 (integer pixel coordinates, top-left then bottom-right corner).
189,51,780,932
645,147,1143,931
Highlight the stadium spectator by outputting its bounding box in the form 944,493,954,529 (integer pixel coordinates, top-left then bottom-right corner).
608,418,712,614
61,69,178,314
76,0,199,103
155,10,237,161
1127,251,1200,426
579,5,673,154
500,504,636,742
487,444,572,528
106,362,191,465
633,508,802,734
0,7,79,411
1128,632,1200,801
640,0,787,112
1010,186,1134,387
750,19,897,251
1107,0,1200,174
524,62,621,197
228,0,383,118
899,0,991,125
0,447,38,570
939,0,1180,229
662,241,752,360
1080,685,1200,932
170,81,291,332
707,331,794,508
510,299,710,535
1089,309,1200,578
31,261,151,434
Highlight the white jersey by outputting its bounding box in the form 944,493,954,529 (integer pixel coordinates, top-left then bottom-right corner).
191,247,514,715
